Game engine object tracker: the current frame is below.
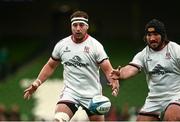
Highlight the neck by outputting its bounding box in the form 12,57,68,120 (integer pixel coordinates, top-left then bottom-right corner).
72,33,89,43
152,41,167,51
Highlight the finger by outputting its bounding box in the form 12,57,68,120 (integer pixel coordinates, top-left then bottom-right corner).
24,85,32,93
112,81,119,88
111,77,119,80
24,88,30,93
24,91,29,99
112,70,120,76
111,70,118,74
107,82,111,86
27,95,31,100
112,86,118,91
117,66,121,71
112,85,119,93
112,89,118,96
24,91,32,100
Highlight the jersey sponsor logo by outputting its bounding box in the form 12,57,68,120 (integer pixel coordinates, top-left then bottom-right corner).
64,56,89,68
64,46,71,52
149,64,171,75
147,56,152,61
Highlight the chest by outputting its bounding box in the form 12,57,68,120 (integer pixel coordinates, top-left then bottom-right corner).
60,44,95,65
145,51,174,74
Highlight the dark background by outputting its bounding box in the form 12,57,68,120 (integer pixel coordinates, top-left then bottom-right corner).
1,0,180,72
1,0,180,44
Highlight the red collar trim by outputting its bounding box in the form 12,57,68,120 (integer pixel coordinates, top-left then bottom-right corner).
71,34,89,43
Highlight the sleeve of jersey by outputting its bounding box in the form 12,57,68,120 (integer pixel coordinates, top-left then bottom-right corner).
171,42,180,67
95,42,109,64
129,51,144,71
51,42,61,61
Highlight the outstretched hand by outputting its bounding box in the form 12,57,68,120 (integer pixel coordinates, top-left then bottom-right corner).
108,66,122,96
107,77,119,97
109,80,119,97
23,84,37,100
110,66,121,80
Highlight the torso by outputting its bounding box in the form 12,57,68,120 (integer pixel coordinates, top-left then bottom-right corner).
132,41,180,101
52,35,108,98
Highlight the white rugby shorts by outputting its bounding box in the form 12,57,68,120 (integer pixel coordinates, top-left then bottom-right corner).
140,95,180,117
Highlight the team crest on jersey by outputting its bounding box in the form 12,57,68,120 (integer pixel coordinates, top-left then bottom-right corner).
84,46,90,53
175,98,180,103
165,52,171,59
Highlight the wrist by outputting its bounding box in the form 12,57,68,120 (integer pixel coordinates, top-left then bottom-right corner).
118,68,122,79
32,78,42,88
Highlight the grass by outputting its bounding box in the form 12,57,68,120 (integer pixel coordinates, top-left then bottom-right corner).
0,50,63,120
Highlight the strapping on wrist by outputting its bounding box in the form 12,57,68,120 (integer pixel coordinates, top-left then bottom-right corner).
32,78,42,88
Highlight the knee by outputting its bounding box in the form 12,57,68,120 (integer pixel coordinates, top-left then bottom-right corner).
54,112,70,122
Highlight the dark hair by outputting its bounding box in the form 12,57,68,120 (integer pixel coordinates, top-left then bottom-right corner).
144,19,168,43
70,10,89,20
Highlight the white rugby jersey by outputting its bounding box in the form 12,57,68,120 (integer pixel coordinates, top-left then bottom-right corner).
130,41,180,101
52,35,108,98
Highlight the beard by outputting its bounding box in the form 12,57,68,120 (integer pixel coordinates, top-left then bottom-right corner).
147,41,164,51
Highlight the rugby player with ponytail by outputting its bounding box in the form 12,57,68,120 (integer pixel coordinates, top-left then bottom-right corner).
110,19,180,121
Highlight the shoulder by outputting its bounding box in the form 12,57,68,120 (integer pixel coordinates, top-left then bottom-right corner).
86,36,105,53
132,47,147,63
55,36,71,47
87,35,103,46
168,41,180,47
168,41,180,57
57,36,71,44
168,41,180,52
88,36,104,49
135,46,147,56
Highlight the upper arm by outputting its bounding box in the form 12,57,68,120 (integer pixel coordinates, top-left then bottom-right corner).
99,59,113,75
37,57,60,81
47,57,60,69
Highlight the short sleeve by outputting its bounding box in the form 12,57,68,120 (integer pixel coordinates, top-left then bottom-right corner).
129,49,146,70
51,42,61,60
95,42,108,63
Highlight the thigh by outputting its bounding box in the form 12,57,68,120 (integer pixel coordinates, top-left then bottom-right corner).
81,103,105,121
137,99,162,121
89,114,104,121
136,113,160,121
163,103,180,121
55,91,79,120
55,103,76,119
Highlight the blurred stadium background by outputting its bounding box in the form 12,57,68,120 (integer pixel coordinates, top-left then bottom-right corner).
0,0,180,121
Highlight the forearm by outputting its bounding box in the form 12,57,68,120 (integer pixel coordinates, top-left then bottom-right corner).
120,65,139,80
37,64,55,82
24,57,59,100
101,60,114,82
34,58,59,86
